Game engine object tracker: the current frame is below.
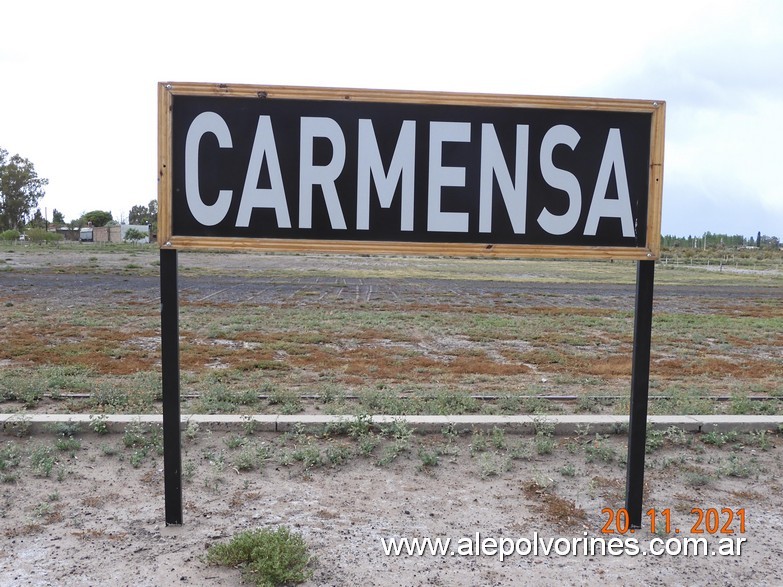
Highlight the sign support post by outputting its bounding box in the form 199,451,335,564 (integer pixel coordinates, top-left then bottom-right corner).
625,259,655,527
160,248,183,526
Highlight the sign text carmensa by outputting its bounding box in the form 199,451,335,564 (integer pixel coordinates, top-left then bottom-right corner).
156,82,665,528
158,84,664,258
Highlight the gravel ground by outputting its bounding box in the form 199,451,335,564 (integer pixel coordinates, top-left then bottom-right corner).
2,428,782,587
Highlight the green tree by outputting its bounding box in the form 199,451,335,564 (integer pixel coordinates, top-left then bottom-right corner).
147,199,158,236
128,204,150,225
81,210,113,227
0,148,49,231
128,199,158,234
27,208,46,229
123,227,147,242
52,209,65,224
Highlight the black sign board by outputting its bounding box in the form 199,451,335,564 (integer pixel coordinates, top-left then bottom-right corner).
159,84,664,259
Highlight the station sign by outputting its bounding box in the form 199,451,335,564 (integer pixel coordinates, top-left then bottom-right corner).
158,83,664,259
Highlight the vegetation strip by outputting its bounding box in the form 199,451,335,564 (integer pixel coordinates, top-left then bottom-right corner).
3,414,783,436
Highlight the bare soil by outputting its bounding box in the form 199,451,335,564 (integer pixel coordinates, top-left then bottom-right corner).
1,245,782,585
2,426,783,587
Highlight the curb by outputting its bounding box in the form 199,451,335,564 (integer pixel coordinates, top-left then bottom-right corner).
2,413,782,436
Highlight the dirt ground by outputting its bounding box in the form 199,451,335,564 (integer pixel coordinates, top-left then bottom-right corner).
1,426,782,587
1,245,782,585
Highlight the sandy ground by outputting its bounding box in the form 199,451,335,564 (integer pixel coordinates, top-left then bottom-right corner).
1,426,782,587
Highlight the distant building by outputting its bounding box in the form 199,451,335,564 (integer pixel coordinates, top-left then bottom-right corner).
83,224,150,243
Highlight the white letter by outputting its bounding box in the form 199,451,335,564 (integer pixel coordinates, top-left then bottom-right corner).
428,121,470,233
584,128,635,237
537,125,581,235
357,119,416,231
479,124,528,233
299,117,347,230
236,116,291,228
498,538,515,562
456,537,473,556
185,111,233,226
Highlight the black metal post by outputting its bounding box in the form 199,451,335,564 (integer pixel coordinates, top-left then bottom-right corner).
160,248,183,525
626,259,655,528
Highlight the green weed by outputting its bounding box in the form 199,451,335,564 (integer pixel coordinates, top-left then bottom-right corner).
417,447,440,469
206,527,313,587
719,454,760,478
585,435,617,463
89,414,110,435
30,445,56,477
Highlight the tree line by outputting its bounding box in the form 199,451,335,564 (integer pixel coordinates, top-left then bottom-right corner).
661,232,780,250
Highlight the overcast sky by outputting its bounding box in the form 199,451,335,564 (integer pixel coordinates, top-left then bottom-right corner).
1,0,780,238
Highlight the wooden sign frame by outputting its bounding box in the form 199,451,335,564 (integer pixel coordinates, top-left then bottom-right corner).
158,82,664,260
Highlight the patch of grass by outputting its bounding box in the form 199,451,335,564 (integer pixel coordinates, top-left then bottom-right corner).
348,414,373,439
729,393,754,415
533,419,556,456
89,387,131,411
508,440,532,460
30,445,56,477
198,386,259,413
233,447,259,472
0,443,22,471
185,419,202,442
380,419,413,443
701,428,741,447
223,434,247,450
718,454,760,479
183,460,197,481
559,463,576,477
477,452,511,479
469,430,488,455
663,426,691,447
268,389,302,415
121,420,163,466
357,433,380,457
425,392,481,415
585,434,618,463
206,526,313,587
684,470,713,488
645,429,665,453
417,447,440,469
747,429,772,451
291,445,323,470
325,443,352,467
376,439,409,467
54,437,81,455
535,434,556,456
3,414,32,438
100,443,119,457
490,426,506,450
89,414,110,435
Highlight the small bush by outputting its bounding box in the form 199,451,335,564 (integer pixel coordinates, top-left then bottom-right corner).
206,527,313,587
0,229,20,241
89,414,110,435
25,228,63,243
30,445,56,477
123,228,148,242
